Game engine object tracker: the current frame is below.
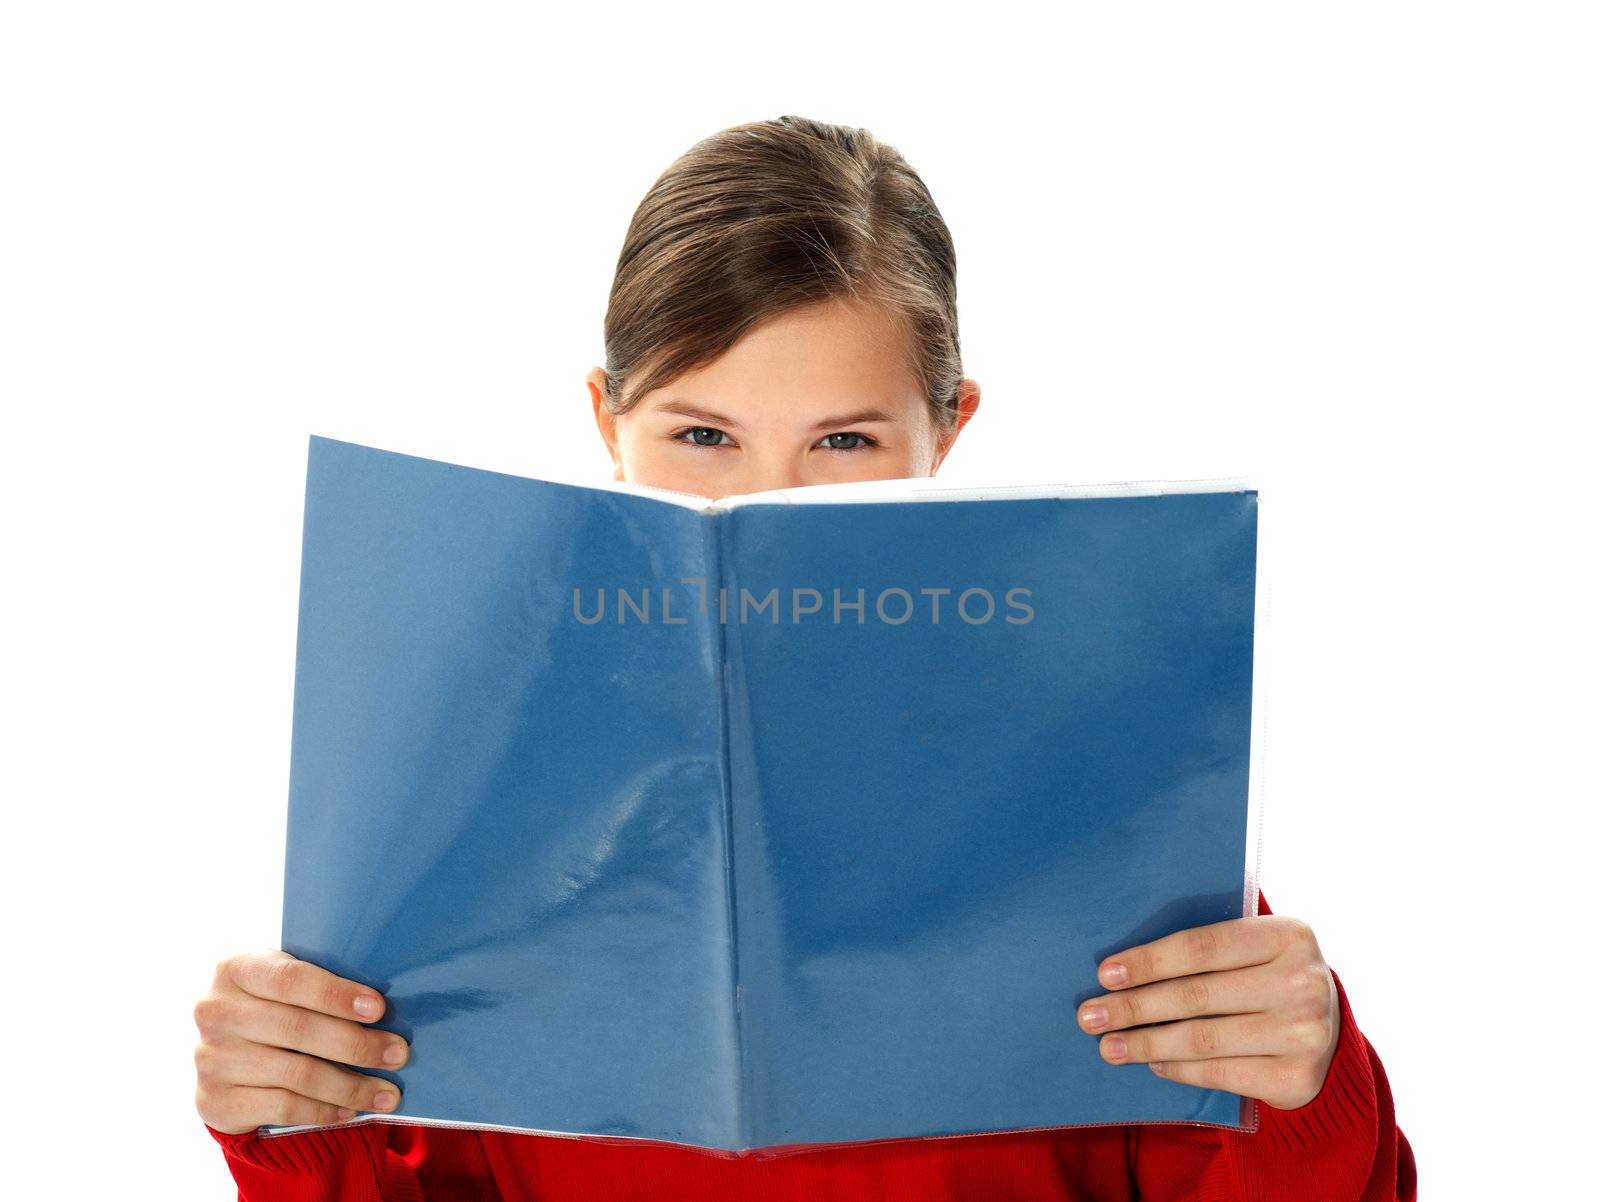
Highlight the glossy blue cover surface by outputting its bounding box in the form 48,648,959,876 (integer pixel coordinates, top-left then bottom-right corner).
274,435,1259,1153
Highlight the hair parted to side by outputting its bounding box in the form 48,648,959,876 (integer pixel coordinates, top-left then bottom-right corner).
600,115,964,435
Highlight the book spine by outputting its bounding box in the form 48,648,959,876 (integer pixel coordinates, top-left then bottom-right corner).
703,508,747,1150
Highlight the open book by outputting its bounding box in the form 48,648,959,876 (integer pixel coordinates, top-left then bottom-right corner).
265,435,1264,1156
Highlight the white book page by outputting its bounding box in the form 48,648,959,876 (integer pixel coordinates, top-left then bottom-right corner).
581,473,1254,511
712,474,1255,509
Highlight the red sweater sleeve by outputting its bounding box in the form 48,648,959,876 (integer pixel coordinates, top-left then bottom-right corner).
205,1121,425,1202
1130,890,1418,1201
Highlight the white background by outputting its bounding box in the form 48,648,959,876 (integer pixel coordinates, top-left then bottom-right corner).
3,3,1594,1197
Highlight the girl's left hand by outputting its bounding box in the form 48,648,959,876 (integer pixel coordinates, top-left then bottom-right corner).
1077,914,1340,1111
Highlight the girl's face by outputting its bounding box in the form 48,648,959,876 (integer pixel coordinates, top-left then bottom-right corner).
589,297,980,500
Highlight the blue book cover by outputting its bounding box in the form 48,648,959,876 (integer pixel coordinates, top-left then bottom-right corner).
265,434,1263,1155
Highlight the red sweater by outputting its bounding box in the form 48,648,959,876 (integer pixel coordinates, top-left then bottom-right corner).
206,892,1416,1200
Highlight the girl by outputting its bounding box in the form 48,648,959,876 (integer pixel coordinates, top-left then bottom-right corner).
195,115,1416,1200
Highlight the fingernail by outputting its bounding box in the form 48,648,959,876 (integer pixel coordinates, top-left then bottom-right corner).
383,1041,407,1065
374,1091,397,1110
1150,1062,1166,1074
1080,1005,1108,1031
1102,1037,1126,1061
336,1107,357,1120
354,995,381,1019
1100,962,1128,987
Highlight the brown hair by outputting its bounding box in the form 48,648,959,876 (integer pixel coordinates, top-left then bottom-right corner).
599,115,963,436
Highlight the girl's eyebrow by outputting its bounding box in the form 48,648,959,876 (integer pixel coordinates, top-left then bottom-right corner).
808,407,900,430
653,400,745,429
652,399,900,431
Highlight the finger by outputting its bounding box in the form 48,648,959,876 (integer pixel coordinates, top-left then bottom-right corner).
207,1083,373,1132
1078,962,1280,1033
226,950,388,1022
1147,1054,1325,1112
200,1040,403,1116
1098,915,1303,989
1098,1011,1321,1066
220,992,410,1071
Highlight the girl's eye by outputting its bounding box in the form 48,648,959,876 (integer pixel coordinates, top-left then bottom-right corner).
679,427,730,448
674,427,878,451
819,432,876,451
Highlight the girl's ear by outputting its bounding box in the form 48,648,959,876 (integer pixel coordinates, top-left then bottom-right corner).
931,380,981,475
587,368,623,476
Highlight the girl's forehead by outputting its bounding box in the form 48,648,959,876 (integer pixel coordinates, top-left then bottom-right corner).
633,304,924,426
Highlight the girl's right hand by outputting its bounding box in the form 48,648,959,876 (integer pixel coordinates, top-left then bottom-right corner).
193,950,409,1135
